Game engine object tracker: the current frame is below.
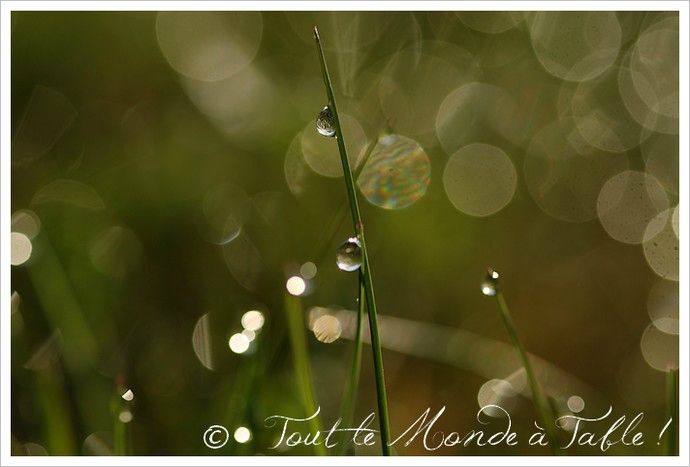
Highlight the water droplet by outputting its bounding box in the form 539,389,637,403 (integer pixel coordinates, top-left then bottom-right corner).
481,268,500,296
336,237,362,272
316,106,336,137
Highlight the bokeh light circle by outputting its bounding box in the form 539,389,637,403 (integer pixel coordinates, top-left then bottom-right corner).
571,67,647,153
443,143,516,217
643,209,679,282
200,183,251,245
228,333,250,354
647,280,678,335
567,395,585,413
596,171,669,244
286,276,306,296
241,310,265,332
629,17,679,120
641,133,678,195
11,232,32,266
456,12,522,34
312,315,342,344
640,323,678,372
233,426,252,443
11,210,41,240
529,12,621,82
477,379,516,417
524,119,629,222
436,82,516,156
378,42,480,139
618,53,678,135
300,114,367,177
357,134,431,210
156,12,263,82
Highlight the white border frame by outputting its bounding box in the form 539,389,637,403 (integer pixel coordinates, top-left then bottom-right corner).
1,2,687,466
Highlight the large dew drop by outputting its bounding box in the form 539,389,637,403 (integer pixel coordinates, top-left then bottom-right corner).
336,237,362,272
481,269,500,296
316,106,336,137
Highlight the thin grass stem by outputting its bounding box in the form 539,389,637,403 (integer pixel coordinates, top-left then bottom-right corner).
309,137,379,264
665,368,678,455
338,273,366,454
112,386,131,455
495,292,558,453
284,293,327,456
313,26,392,455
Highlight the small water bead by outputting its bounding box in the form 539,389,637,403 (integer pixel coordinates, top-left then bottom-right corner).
336,237,362,272
316,106,336,137
481,269,500,296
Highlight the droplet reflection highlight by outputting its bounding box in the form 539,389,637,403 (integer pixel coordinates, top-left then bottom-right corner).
481,269,500,296
316,106,336,137
336,237,362,272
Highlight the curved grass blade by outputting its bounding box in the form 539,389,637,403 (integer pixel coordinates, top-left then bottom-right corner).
313,26,392,455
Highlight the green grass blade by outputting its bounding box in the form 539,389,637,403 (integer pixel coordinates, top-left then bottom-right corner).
313,26,392,455
112,388,131,455
496,292,559,454
665,368,678,455
284,293,327,455
338,273,365,455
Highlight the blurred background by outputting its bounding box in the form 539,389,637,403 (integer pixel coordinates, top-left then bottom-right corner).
10,11,679,455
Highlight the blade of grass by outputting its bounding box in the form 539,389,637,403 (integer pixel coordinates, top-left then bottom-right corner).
495,292,559,453
112,384,131,455
308,137,378,265
665,368,678,455
338,273,365,455
36,368,76,455
284,292,327,455
313,26,392,455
